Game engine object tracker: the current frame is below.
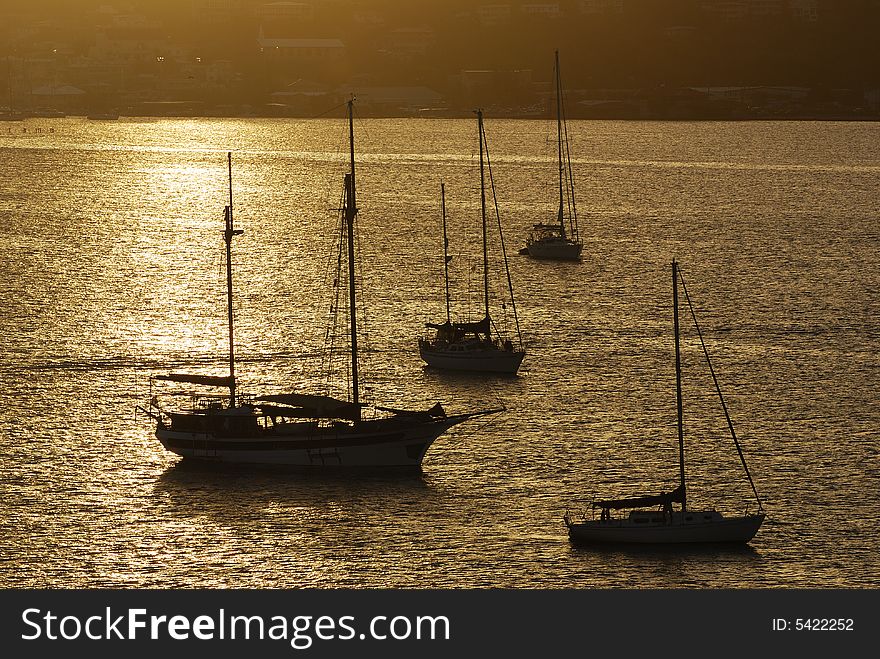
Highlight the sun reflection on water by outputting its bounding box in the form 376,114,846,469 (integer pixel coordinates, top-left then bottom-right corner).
1,118,878,587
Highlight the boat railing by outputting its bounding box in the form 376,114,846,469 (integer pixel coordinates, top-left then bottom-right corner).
565,507,598,523
142,391,254,416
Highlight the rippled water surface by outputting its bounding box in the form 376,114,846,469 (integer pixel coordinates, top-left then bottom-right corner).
1,116,878,588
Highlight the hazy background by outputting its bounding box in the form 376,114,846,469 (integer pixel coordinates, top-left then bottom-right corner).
2,0,879,117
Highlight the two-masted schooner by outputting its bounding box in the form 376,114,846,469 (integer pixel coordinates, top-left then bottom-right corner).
142,101,500,468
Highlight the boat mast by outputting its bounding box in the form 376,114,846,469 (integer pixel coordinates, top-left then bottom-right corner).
555,49,566,239
224,152,242,408
673,259,687,513
441,181,451,325
345,97,360,415
477,109,490,332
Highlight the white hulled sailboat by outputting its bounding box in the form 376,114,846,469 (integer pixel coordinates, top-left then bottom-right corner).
564,260,765,544
523,50,583,261
419,110,525,374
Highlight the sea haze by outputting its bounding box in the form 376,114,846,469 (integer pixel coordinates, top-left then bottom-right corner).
1,116,878,588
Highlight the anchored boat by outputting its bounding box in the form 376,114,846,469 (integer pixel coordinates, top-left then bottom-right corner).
419,109,525,374
564,260,765,544
522,50,583,261
142,101,500,468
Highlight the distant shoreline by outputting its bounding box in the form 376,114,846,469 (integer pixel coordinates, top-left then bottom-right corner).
3,112,879,123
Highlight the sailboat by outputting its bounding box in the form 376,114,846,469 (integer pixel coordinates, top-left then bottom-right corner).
142,102,501,468
418,109,526,374
522,50,582,261
564,260,765,544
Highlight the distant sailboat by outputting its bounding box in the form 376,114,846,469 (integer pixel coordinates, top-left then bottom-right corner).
419,109,526,374
564,260,765,544
87,111,119,120
142,102,500,468
522,50,583,261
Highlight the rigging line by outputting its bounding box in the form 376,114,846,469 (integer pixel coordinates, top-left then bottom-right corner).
450,407,506,443
351,201,373,397
310,100,350,120
337,212,350,401
323,187,348,391
482,377,508,412
677,268,764,512
563,131,578,233
560,85,579,238
481,124,523,348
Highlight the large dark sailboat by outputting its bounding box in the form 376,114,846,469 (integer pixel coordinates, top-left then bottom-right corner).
143,102,500,468
419,109,526,374
564,260,765,544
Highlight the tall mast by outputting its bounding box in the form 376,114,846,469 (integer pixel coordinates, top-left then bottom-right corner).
224,152,243,408
477,109,490,330
441,181,451,325
672,259,687,513
345,98,360,414
555,49,566,239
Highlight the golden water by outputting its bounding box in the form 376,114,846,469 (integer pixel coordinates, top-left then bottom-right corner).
1,116,878,587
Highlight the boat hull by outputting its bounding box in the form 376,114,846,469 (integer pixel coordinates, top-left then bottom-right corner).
156,415,468,468
565,512,765,545
526,238,582,261
419,345,525,374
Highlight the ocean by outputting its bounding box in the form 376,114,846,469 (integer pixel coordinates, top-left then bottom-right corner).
1,115,878,588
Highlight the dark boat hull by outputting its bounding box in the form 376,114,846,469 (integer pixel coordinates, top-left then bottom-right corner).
156,415,469,467
565,512,765,545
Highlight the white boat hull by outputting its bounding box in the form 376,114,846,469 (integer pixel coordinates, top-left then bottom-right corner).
419,345,525,374
565,512,765,545
156,416,467,468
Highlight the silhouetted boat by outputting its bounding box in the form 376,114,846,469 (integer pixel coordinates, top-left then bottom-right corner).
522,51,583,261
142,102,500,467
564,260,765,544
32,108,66,118
0,108,26,121
87,112,119,120
419,110,525,374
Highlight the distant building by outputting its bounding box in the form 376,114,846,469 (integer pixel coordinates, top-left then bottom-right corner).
698,0,787,21
256,2,314,22
695,85,810,107
788,0,819,22
258,28,345,62
30,84,86,112
578,0,624,14
699,1,749,22
521,3,561,19
749,0,784,16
